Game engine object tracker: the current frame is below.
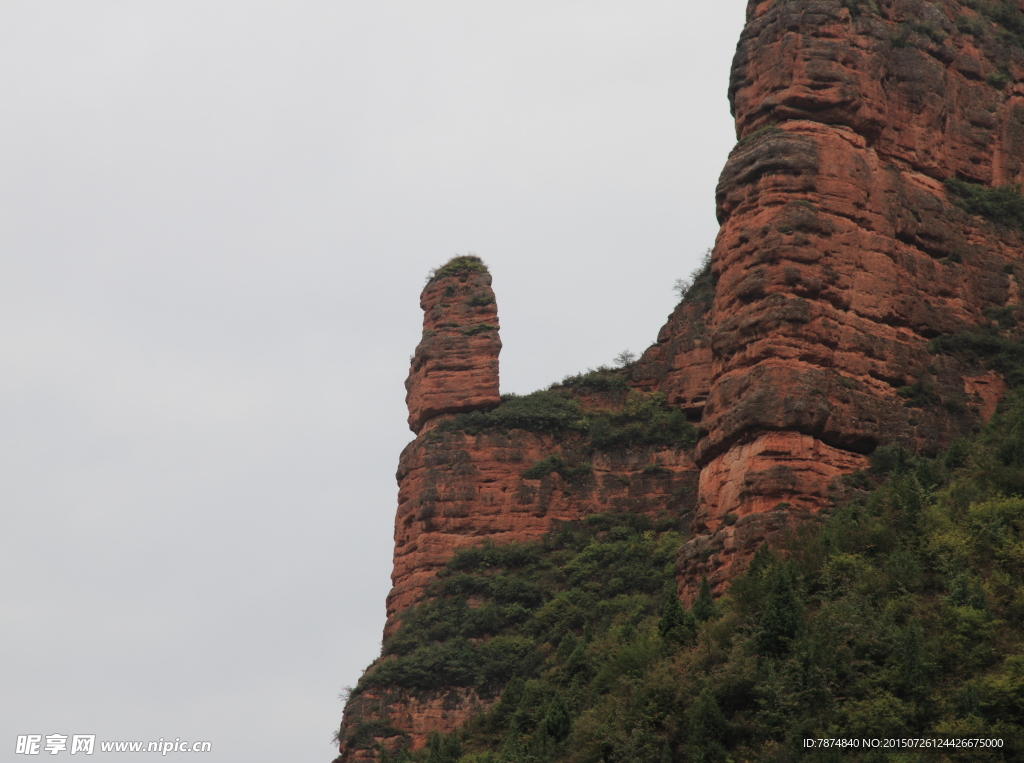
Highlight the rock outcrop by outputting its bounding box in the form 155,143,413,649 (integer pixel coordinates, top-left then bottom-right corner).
405,257,501,435
669,0,1024,598
337,1,1024,757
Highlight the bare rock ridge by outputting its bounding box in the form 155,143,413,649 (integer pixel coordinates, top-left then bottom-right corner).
337,0,1024,758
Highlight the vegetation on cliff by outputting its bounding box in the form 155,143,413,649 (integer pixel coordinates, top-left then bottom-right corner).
429,255,489,283
434,390,697,452
343,387,1024,762
945,180,1024,232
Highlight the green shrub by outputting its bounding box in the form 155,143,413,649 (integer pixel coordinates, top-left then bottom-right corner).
956,14,987,36
963,0,1024,46
438,391,586,435
929,330,1024,387
462,323,497,336
553,369,628,393
349,399,1024,759
341,720,405,750
986,69,1012,88
946,178,1024,230
985,306,1018,330
466,294,494,307
428,255,488,283
521,456,592,481
673,248,715,311
733,124,780,150
587,391,697,451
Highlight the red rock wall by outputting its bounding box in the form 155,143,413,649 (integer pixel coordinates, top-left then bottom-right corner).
337,688,492,762
387,428,698,636
338,2,1024,755
669,0,1023,598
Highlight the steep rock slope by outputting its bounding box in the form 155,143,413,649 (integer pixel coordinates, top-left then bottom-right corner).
661,0,1024,598
337,0,1024,758
338,258,700,759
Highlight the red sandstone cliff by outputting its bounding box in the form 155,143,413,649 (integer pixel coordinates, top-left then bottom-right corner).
337,1,1024,757
667,0,1023,598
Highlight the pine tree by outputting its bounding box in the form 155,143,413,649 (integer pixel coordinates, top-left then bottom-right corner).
748,542,773,576
541,694,571,742
659,588,697,644
565,642,590,678
755,565,802,656
692,574,716,622
897,619,928,700
425,732,462,763
687,686,728,762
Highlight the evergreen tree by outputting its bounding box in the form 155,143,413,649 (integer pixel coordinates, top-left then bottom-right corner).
756,565,802,656
425,732,462,763
565,642,590,678
897,619,928,700
692,574,716,622
541,694,571,742
658,587,697,644
498,724,530,763
660,740,673,763
748,541,773,576
555,632,578,661
687,686,727,762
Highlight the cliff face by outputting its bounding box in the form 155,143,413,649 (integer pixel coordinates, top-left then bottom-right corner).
671,0,1023,597
337,1,1024,758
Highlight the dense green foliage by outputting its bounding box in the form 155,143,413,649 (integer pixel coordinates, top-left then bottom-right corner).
929,328,1024,389
521,456,593,481
436,390,697,452
961,0,1024,48
587,392,697,451
553,369,629,393
945,179,1024,231
436,392,587,436
347,389,1024,762
353,513,681,699
430,256,489,283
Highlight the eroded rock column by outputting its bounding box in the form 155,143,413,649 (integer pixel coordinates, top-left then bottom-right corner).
405,256,501,434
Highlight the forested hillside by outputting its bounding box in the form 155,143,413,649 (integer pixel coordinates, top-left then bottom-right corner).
341,386,1024,762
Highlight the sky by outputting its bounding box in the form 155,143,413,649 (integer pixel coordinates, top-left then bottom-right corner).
0,2,747,760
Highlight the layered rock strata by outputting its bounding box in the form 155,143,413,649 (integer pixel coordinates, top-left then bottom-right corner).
338,0,1024,756
405,257,501,435
665,0,1024,598
337,259,699,759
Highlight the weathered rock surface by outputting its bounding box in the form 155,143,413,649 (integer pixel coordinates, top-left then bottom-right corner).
406,259,501,435
387,428,698,637
337,1,1024,756
337,688,492,761
667,0,1024,598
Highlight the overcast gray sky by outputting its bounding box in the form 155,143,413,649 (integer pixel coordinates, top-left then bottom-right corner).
0,2,746,760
